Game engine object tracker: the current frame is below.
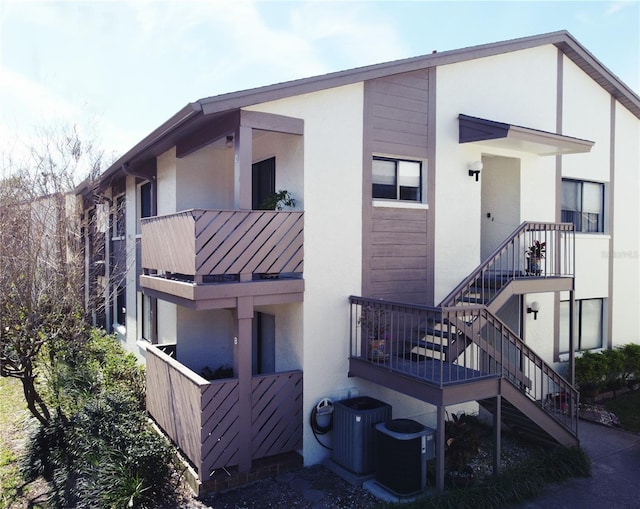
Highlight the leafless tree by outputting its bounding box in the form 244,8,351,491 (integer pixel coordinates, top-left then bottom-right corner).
0,122,113,425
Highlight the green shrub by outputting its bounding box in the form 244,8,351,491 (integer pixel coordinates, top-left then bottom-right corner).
575,351,608,395
575,344,640,395
22,329,181,509
397,446,591,509
620,343,640,382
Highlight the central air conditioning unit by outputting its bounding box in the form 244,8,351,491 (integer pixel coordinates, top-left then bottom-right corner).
375,419,435,496
332,396,391,475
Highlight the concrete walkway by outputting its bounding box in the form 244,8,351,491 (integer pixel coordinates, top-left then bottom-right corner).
519,420,640,509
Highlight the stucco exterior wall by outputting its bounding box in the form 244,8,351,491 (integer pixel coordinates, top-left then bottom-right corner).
246,84,366,465
176,143,234,211
611,102,640,345
433,46,559,303
176,308,234,375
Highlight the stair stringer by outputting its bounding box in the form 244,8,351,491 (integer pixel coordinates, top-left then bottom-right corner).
485,380,579,448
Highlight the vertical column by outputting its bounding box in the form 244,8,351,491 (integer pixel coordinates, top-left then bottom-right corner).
234,125,253,210
568,290,576,386
493,393,502,477
234,295,254,473
436,405,445,492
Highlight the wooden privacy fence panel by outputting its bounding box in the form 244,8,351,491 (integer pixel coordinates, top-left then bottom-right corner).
141,209,304,278
146,345,240,481
147,346,303,482
141,211,196,274
251,371,303,460
195,210,304,276
146,345,209,469
200,380,240,480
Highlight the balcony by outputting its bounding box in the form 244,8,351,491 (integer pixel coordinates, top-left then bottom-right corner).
140,209,304,306
145,344,303,483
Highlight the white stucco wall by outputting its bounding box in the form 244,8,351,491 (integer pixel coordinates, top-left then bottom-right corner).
157,147,177,215
246,84,366,465
433,46,559,302
562,56,612,181
176,308,234,375
252,131,304,208
176,144,234,211
611,103,640,345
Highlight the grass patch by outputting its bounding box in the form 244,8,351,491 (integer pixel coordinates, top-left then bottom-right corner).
604,389,640,432
0,377,28,509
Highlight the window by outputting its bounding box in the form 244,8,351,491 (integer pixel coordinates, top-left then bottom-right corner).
561,179,604,233
372,157,422,202
140,294,156,342
116,286,126,326
137,181,153,235
559,298,604,354
252,157,276,210
140,182,152,219
113,194,126,238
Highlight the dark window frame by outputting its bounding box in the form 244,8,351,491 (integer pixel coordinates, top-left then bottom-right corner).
559,298,604,355
116,286,126,327
372,156,422,202
561,179,605,233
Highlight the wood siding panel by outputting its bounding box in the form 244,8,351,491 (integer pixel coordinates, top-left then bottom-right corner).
362,69,432,304
367,69,429,157
369,207,428,304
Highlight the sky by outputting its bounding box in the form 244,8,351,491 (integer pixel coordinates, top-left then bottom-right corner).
1,0,638,166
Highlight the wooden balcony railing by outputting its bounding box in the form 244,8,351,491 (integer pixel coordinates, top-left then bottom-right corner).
141,209,304,282
145,344,303,482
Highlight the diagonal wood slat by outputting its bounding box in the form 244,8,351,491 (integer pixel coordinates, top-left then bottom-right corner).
142,209,304,278
251,371,303,460
147,345,303,483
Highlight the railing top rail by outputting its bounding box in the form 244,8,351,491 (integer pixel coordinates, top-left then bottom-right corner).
349,295,440,313
141,208,304,224
146,344,210,388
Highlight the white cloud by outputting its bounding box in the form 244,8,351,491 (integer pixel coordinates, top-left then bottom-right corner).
0,66,82,159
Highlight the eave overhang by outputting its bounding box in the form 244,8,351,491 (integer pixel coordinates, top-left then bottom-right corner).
459,114,595,156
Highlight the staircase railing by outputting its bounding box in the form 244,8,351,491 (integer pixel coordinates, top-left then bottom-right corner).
440,222,575,308
349,296,579,437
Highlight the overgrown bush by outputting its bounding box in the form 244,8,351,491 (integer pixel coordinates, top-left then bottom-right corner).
22,329,181,509
575,344,640,395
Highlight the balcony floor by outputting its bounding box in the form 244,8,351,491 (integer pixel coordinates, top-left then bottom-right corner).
349,355,501,407
140,274,304,309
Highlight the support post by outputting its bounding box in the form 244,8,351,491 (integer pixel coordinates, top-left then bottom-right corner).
493,393,502,477
233,296,254,473
234,125,253,210
436,405,445,492
568,290,576,386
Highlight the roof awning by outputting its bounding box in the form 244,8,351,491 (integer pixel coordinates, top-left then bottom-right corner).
458,114,594,155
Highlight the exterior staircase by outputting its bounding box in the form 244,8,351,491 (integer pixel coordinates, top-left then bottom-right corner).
349,221,579,449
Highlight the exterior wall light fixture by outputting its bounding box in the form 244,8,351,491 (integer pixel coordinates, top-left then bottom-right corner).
225,135,234,148
527,301,540,320
468,160,483,181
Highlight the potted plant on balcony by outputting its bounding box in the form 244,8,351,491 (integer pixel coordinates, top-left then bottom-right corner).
359,304,390,362
526,240,546,276
260,190,295,211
